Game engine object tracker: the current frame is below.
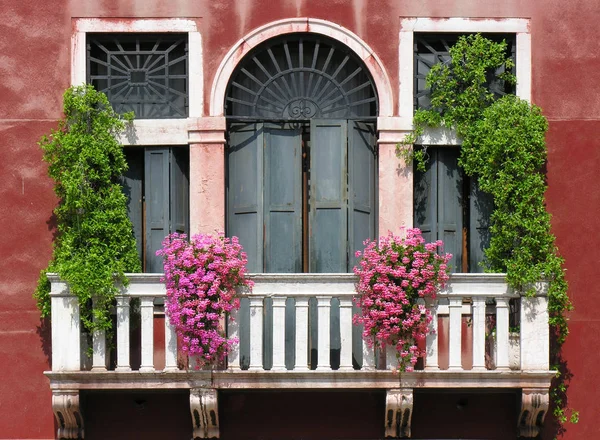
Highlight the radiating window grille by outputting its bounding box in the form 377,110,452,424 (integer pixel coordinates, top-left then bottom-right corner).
88,34,188,118
226,34,378,120
414,33,516,110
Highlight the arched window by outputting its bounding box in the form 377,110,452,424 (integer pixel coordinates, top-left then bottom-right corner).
225,34,378,273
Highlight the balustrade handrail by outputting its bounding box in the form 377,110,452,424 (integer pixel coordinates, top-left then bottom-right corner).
47,272,551,376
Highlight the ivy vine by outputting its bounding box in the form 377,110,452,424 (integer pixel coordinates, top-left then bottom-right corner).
34,85,141,335
398,34,578,431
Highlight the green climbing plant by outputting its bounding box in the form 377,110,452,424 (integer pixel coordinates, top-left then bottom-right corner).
399,34,578,433
34,85,141,335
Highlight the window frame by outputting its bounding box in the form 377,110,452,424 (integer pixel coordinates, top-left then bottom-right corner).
71,18,202,145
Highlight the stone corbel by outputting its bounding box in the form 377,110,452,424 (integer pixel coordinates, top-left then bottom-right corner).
385,388,413,438
52,390,84,439
190,388,219,439
518,388,549,438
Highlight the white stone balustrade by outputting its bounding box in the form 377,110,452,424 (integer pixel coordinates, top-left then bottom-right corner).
48,272,550,376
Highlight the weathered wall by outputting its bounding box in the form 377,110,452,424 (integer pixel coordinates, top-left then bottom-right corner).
1,0,599,438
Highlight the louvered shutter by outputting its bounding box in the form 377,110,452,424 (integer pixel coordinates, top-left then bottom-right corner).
437,148,463,273
309,120,348,273
144,147,170,273
414,148,438,245
348,121,377,271
469,179,493,272
227,123,264,272
170,147,189,236
122,148,144,266
263,124,302,273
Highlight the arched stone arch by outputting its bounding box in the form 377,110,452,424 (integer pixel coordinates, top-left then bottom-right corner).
209,18,393,117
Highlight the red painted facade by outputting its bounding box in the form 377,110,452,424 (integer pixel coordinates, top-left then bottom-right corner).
1,1,598,438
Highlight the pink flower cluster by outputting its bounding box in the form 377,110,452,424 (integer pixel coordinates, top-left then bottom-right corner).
157,233,252,368
353,229,451,372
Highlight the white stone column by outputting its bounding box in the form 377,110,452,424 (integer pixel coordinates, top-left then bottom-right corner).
520,290,549,370
49,275,81,372
425,299,439,370
316,296,332,371
139,296,155,372
115,295,131,372
338,296,354,371
164,312,179,371
248,296,264,371
271,296,287,371
294,297,310,371
227,307,241,371
471,296,486,371
495,297,510,371
448,296,463,371
91,297,107,371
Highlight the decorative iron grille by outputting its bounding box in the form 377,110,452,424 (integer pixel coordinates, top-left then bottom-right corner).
88,34,188,118
226,35,378,120
414,33,516,110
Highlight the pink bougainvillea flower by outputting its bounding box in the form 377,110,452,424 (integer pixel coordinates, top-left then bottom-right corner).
353,228,451,372
157,232,252,369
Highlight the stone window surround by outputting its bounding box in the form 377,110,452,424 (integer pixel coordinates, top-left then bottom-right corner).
70,16,531,239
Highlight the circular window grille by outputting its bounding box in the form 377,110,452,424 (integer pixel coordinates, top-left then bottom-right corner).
225,35,378,120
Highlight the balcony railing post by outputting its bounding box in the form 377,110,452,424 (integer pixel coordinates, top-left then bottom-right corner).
227,307,241,371
49,276,81,371
471,296,486,371
139,296,155,372
448,296,463,371
362,336,376,371
425,299,439,370
339,296,354,371
316,296,332,371
495,297,510,371
248,295,264,371
164,312,179,371
115,295,131,372
271,296,287,371
520,292,549,370
91,297,107,371
294,297,310,371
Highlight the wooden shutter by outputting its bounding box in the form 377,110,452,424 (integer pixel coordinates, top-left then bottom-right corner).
309,120,348,273
414,148,438,245
348,121,377,271
170,147,189,236
122,148,144,266
437,148,463,272
144,147,170,273
469,179,493,272
414,148,463,272
227,123,264,272
263,124,302,273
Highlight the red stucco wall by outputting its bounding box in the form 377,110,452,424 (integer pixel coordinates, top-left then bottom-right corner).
1,1,599,438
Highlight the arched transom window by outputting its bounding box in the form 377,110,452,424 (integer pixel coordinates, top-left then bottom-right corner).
225,34,378,273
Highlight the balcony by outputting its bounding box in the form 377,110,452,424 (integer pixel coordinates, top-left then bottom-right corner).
45,273,554,438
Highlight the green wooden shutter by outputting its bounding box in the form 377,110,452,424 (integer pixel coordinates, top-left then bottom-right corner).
122,148,144,266
170,147,189,236
309,119,348,273
469,178,493,272
348,121,376,271
414,148,438,245
263,124,302,273
437,148,463,272
145,147,170,273
227,123,264,272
